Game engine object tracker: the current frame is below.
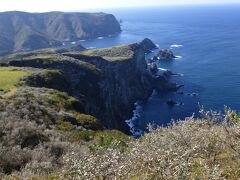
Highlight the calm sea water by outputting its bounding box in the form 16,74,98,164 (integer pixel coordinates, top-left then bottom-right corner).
74,5,240,131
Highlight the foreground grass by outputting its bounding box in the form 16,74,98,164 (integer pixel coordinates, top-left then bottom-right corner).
0,67,30,93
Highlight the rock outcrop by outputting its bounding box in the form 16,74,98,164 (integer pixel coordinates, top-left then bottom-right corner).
153,76,181,92
0,11,121,55
163,69,178,77
139,38,157,53
157,49,176,59
150,62,158,74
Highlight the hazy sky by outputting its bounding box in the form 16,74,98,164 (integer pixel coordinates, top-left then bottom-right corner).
0,0,239,12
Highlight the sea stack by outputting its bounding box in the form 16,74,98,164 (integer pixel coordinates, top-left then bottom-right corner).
139,38,157,53
157,49,176,60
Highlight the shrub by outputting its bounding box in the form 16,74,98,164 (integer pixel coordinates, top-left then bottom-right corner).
71,130,95,142
60,109,240,179
0,147,31,174
22,70,71,93
56,122,74,131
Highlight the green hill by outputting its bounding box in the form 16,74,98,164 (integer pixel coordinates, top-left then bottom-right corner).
0,11,121,55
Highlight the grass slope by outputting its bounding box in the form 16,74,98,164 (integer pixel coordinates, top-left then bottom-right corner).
0,11,121,54
0,67,30,92
82,45,135,61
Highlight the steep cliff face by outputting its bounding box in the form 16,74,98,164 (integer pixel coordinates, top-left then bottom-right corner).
5,44,152,131
0,11,121,55
65,44,153,130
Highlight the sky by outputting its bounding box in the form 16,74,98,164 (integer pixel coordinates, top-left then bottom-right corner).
0,0,239,12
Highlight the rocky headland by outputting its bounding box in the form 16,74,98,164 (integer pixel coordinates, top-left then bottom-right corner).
0,39,180,132
0,11,121,55
139,38,157,53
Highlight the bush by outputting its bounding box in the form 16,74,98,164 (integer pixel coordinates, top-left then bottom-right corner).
71,130,95,142
22,70,71,93
0,147,31,174
60,109,240,179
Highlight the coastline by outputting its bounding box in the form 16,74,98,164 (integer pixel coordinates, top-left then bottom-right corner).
125,42,186,137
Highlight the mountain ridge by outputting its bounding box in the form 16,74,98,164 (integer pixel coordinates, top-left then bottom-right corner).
0,11,121,55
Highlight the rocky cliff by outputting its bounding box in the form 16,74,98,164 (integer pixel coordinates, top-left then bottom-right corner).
3,40,177,132
64,44,154,130
3,44,150,131
0,11,121,55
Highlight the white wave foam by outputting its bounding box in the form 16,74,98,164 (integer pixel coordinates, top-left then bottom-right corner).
125,101,144,137
178,73,184,77
71,41,76,45
97,37,104,40
79,40,86,42
170,73,184,77
158,68,168,71
170,44,183,48
156,44,160,48
62,43,66,46
175,56,183,59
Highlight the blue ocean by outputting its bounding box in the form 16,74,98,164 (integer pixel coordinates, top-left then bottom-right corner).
75,5,240,131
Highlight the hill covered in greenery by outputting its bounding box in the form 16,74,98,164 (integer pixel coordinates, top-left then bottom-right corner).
0,11,121,55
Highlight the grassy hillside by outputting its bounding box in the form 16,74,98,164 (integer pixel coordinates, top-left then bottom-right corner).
82,45,135,61
0,67,31,94
0,11,121,54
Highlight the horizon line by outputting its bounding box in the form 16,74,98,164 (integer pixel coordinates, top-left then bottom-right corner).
0,3,240,13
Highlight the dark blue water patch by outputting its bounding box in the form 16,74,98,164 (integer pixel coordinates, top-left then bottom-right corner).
135,79,203,131
137,92,199,129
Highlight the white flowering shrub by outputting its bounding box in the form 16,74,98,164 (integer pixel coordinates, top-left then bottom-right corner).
2,103,240,179
60,108,240,179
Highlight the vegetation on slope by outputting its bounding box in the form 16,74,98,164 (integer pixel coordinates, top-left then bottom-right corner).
0,59,131,177
0,53,60,64
2,109,240,179
82,45,135,61
0,85,106,176
48,110,240,179
0,67,31,95
0,11,121,54
21,70,71,93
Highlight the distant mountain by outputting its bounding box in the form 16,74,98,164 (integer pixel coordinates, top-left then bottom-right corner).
0,11,121,55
